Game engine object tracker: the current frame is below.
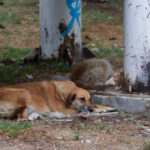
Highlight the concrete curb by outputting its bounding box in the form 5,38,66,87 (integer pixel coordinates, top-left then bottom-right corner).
92,93,150,113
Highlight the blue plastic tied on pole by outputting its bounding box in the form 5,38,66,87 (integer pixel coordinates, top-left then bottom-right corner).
61,0,81,37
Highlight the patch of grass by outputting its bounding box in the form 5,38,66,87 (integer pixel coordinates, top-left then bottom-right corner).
0,7,24,24
27,0,39,3
143,142,150,150
0,47,31,60
0,122,32,131
82,10,114,22
109,0,123,9
9,130,20,138
1,29,12,35
0,47,72,85
42,60,72,73
99,124,108,131
2,0,21,3
122,139,131,145
73,131,80,141
79,123,87,130
0,121,31,138
93,47,123,58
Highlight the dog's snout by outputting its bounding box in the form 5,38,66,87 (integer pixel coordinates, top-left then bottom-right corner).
78,106,93,113
88,106,93,112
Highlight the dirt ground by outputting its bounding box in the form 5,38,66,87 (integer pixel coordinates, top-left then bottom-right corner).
0,113,150,150
0,1,149,150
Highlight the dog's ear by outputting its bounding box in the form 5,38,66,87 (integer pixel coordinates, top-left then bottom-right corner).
65,93,76,107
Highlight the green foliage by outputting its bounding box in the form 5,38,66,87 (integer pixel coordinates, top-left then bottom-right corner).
0,47,31,60
83,10,114,22
99,124,107,131
0,122,31,131
1,29,12,35
0,8,23,24
2,0,21,3
93,47,123,58
73,131,80,141
143,142,150,150
79,123,87,130
9,130,20,138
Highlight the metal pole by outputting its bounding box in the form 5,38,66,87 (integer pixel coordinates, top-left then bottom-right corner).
124,0,150,92
39,0,82,61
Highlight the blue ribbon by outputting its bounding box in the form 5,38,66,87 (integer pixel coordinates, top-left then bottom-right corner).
61,0,81,37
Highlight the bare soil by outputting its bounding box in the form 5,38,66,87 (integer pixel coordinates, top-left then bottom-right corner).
0,113,150,150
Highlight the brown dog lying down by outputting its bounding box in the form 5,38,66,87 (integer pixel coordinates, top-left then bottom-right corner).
0,80,95,119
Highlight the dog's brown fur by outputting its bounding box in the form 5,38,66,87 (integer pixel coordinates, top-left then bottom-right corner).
0,80,92,119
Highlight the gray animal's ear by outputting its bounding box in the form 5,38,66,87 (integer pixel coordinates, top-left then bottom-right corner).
65,94,76,107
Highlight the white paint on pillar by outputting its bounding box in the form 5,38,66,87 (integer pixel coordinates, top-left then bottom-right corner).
124,0,150,90
40,0,82,59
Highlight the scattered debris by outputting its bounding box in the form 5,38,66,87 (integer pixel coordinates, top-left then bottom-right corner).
81,140,92,143
28,112,42,121
109,37,117,41
0,58,14,66
0,24,5,29
138,125,150,132
91,47,99,52
25,74,34,79
113,44,119,48
40,111,118,122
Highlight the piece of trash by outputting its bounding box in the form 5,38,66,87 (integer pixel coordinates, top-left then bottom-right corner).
0,58,14,66
81,140,92,143
138,125,150,132
28,112,42,121
57,137,63,140
113,44,119,48
91,47,99,52
25,74,34,79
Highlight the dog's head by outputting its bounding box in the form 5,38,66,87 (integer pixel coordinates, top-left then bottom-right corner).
65,88,93,113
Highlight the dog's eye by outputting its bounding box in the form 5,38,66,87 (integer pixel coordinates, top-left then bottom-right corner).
80,97,86,102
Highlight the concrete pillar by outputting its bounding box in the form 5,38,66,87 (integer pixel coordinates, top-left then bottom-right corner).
39,0,82,61
124,0,150,92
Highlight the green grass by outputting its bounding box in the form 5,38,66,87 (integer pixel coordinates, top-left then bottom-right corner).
79,123,87,130
0,46,72,86
83,10,114,22
1,0,39,4
122,139,131,145
0,122,31,131
1,29,13,35
0,47,31,60
143,142,150,150
109,0,123,9
9,130,20,138
0,121,31,138
0,8,23,24
99,124,108,131
93,47,123,58
72,131,80,141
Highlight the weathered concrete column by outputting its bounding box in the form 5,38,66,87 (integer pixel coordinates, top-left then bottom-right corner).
39,0,82,61
124,0,150,92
